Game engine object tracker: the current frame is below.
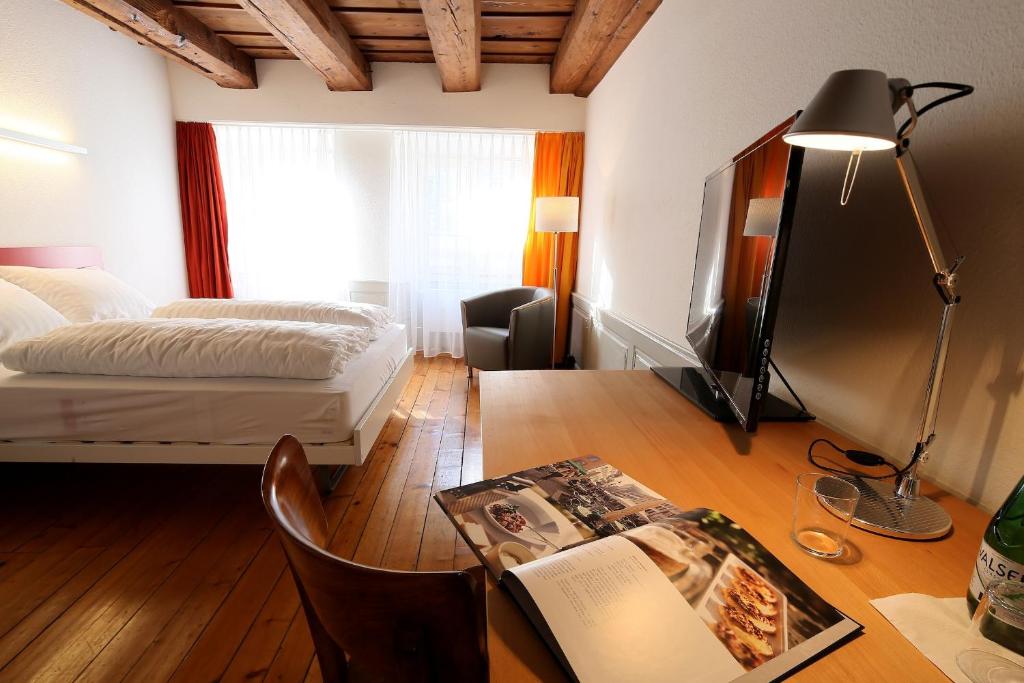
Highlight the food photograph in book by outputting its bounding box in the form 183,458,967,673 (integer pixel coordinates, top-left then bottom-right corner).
434,455,683,577
619,508,846,671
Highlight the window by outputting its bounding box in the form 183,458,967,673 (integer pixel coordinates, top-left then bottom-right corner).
388,130,535,357
215,124,535,357
215,124,347,301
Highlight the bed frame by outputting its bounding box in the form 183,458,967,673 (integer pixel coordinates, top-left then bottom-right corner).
0,245,412,468
0,245,104,269
0,352,413,467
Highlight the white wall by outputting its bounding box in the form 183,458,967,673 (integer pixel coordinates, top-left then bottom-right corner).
0,0,185,304
169,60,586,132
578,0,1024,512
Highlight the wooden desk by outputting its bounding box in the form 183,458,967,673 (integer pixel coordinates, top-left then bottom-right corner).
480,370,988,682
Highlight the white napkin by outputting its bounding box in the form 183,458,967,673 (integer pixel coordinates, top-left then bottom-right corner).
871,593,1024,682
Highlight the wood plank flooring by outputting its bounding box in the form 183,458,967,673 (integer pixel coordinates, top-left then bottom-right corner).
0,354,481,682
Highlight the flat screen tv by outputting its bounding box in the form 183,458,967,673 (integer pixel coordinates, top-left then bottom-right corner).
654,115,813,432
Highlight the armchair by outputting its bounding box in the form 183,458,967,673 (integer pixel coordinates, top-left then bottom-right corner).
461,287,554,376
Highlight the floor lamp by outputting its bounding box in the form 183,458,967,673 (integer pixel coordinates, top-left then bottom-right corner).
784,69,974,539
534,196,580,368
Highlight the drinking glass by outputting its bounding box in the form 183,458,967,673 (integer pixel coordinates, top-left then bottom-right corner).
956,577,1024,681
791,473,860,558
968,580,1024,656
955,650,1024,683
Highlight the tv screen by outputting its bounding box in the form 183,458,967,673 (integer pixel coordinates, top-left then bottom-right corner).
656,116,810,432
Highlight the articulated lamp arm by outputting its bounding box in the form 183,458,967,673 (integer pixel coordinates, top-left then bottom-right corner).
892,149,963,497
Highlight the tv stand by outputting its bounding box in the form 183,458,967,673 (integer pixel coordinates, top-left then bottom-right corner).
651,366,814,424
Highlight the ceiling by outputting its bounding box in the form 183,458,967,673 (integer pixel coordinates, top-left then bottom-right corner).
173,0,574,65
61,0,662,96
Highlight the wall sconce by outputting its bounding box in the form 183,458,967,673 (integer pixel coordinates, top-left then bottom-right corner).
0,127,87,155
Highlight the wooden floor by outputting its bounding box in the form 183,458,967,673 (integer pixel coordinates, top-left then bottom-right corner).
0,354,481,682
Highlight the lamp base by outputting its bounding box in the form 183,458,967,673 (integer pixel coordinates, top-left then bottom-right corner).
838,477,952,540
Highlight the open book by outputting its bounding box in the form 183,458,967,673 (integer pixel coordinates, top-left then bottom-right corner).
435,455,862,682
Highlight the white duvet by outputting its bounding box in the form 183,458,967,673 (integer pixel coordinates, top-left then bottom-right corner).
0,318,370,380
152,299,393,340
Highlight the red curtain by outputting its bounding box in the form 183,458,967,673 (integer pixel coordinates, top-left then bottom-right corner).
176,122,234,298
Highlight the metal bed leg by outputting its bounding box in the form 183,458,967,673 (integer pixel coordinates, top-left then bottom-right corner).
313,464,349,496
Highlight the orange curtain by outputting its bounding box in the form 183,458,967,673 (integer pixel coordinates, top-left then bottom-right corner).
522,132,584,363
176,122,234,298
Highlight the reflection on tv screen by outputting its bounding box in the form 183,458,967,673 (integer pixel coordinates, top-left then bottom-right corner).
686,124,796,423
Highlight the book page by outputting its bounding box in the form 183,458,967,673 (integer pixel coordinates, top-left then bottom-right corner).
507,535,744,683
437,458,861,680
434,455,686,580
618,509,857,675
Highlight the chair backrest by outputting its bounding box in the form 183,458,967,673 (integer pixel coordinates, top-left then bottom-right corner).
462,287,550,330
508,289,555,370
262,435,489,682
527,286,553,303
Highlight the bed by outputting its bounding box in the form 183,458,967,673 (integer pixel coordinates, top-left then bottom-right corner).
0,246,413,466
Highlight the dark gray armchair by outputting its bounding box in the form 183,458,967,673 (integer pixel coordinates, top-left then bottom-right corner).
461,287,554,377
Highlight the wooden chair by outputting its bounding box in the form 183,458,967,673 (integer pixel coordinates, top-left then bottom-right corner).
261,435,489,682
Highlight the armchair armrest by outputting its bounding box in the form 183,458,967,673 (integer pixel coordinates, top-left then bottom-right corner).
508,295,554,370
461,288,537,330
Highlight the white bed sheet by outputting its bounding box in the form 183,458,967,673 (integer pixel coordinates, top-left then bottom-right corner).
0,324,409,446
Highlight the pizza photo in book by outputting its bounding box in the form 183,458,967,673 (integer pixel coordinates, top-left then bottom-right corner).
434,455,862,683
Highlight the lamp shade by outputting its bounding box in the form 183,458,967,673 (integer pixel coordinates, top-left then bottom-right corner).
743,198,782,237
535,196,580,233
783,69,898,152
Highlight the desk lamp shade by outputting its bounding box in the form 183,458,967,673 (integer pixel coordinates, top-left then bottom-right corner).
535,196,580,233
783,69,898,152
743,198,783,237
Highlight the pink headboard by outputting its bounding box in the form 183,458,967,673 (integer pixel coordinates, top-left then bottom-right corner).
0,246,103,269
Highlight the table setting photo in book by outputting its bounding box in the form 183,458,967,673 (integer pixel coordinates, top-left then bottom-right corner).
435,455,862,683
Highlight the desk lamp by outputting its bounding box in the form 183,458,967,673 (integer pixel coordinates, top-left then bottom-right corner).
784,69,974,539
534,196,580,367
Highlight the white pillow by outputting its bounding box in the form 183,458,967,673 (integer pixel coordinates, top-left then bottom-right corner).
0,266,154,323
0,279,69,351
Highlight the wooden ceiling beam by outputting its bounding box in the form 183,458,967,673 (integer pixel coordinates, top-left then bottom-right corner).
325,0,575,9
574,0,659,96
179,7,568,42
237,0,372,91
61,0,257,88
419,0,482,92
549,0,660,96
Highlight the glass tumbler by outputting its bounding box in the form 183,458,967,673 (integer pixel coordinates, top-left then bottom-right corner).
791,473,860,558
968,580,1024,656
957,584,1024,683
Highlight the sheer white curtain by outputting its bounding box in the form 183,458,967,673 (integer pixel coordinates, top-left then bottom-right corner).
214,124,351,301
388,130,535,357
